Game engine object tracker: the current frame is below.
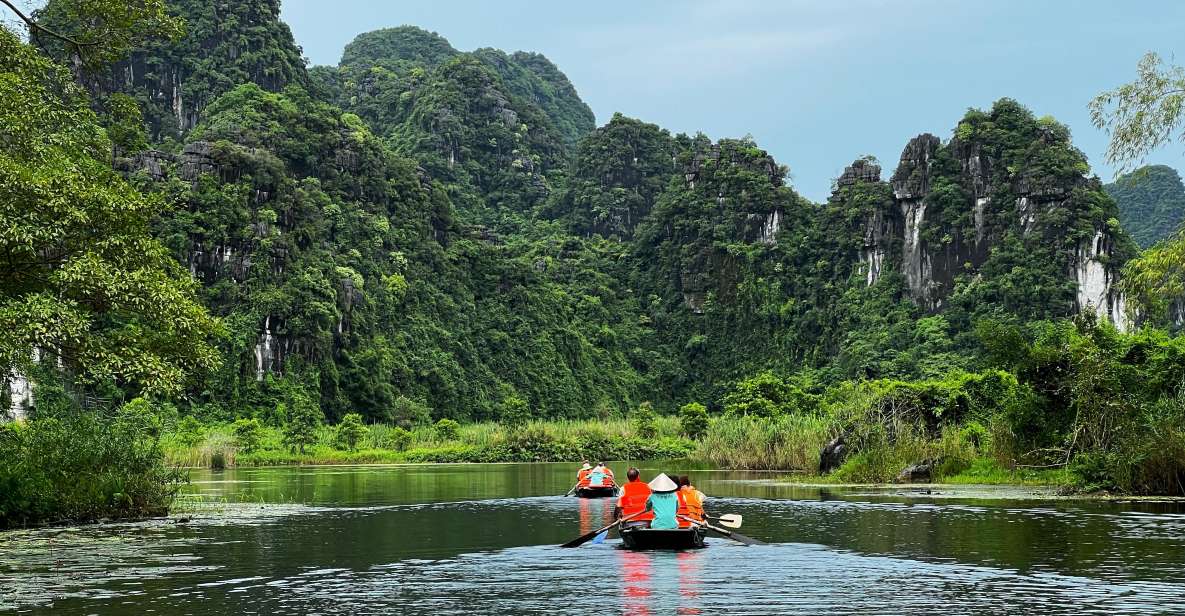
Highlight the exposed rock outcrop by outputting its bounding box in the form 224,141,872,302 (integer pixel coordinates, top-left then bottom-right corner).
897,460,934,483
819,436,848,474
840,107,1133,328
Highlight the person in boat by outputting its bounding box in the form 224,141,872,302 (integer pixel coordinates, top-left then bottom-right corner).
615,467,654,528
576,461,592,488
676,475,706,528
642,473,680,529
588,461,614,489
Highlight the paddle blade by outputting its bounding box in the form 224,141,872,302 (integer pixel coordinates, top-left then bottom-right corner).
703,524,766,546
592,530,608,544
715,514,742,529
560,519,620,548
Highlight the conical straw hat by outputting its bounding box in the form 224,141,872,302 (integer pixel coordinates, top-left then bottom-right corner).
648,473,678,492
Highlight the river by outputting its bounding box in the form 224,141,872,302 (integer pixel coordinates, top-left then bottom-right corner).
2,463,1184,614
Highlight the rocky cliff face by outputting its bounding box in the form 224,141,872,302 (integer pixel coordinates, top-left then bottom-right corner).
843,100,1136,328
62,0,309,137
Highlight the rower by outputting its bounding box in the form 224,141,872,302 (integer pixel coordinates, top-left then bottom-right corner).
576,461,592,488
676,475,706,528
588,462,613,488
615,468,654,528
642,473,680,529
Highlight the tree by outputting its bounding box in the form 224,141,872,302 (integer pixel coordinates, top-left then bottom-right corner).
1092,52,1185,319
232,418,263,453
0,29,221,396
334,413,366,451
679,402,709,440
632,401,657,439
1090,53,1185,170
3,0,183,73
282,394,322,454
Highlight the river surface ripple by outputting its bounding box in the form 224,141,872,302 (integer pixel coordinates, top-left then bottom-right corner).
2,463,1184,615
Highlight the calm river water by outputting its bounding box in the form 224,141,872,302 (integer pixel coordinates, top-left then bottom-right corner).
2,463,1185,614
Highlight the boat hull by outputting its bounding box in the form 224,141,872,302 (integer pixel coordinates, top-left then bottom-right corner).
575,486,619,498
619,527,706,550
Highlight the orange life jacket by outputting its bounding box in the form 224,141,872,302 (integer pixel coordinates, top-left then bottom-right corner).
577,469,592,487
676,486,705,527
617,479,654,521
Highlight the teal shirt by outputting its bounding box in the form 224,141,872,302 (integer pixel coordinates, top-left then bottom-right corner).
589,470,607,487
646,492,679,529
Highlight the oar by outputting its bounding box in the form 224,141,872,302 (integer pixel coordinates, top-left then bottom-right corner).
708,513,742,529
560,512,639,548
681,516,765,546
563,482,579,497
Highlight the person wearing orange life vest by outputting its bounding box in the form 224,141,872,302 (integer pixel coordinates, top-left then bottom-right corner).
588,461,615,488
675,475,706,528
576,461,592,488
614,467,654,528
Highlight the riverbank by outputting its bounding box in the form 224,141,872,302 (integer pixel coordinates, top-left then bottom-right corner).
163,416,1081,492
163,417,697,468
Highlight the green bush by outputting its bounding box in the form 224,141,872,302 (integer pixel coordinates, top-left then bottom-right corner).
633,401,658,439
0,412,183,528
174,416,205,449
232,418,263,453
334,413,367,451
679,402,709,440
434,418,460,441
389,396,431,429
500,396,531,428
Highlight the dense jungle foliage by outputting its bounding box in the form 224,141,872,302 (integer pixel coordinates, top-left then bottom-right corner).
4,0,1185,529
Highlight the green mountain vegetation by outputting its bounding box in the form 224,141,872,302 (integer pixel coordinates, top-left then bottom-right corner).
4,0,1185,528
1106,164,1185,248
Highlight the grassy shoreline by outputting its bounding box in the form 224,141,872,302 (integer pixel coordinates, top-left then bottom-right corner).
163,415,1081,491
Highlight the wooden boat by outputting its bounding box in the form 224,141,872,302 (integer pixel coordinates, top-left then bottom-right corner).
574,485,619,498
619,526,707,550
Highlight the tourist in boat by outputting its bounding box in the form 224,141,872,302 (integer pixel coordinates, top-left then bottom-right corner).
676,475,706,528
576,461,592,488
615,467,654,528
642,473,680,529
588,461,614,488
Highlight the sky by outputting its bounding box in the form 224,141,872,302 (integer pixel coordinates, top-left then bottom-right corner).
280,0,1185,202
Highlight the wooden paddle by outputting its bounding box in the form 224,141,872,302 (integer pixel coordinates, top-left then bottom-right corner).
563,482,579,497
560,512,640,548
708,513,742,529
680,516,765,545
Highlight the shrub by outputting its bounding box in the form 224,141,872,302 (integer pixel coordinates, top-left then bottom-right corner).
633,401,658,439
232,418,263,453
501,396,531,428
679,402,709,440
389,426,413,451
723,371,819,417
434,418,460,441
174,416,205,449
0,412,183,528
335,413,367,451
389,396,431,429
117,398,163,439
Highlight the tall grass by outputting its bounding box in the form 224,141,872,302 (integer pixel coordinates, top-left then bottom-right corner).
164,416,691,468
696,414,831,470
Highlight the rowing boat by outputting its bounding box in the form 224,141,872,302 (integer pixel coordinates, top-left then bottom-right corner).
619,526,706,550
574,485,619,498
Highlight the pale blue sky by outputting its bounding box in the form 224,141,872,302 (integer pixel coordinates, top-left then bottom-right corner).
281,0,1185,202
